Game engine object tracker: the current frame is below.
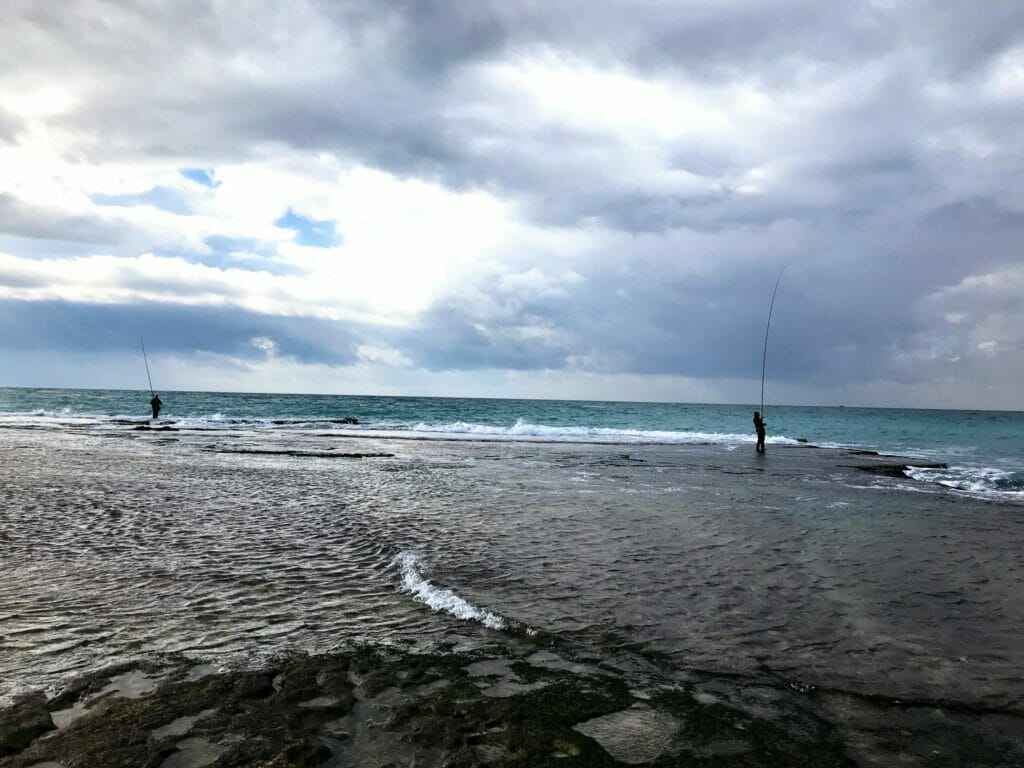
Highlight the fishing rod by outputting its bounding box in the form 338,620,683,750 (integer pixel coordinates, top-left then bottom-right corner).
760,263,788,417
139,334,154,397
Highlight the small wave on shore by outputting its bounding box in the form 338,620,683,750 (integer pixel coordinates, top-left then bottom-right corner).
0,410,362,432
0,408,806,446
404,418,804,446
905,465,1024,500
396,552,506,631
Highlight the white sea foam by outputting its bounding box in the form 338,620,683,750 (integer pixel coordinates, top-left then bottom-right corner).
0,407,81,419
0,408,97,428
0,408,813,447
396,552,505,630
403,418,803,446
905,465,1024,499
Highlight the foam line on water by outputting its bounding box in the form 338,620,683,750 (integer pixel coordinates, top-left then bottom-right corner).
904,465,1024,498
396,552,505,631
404,418,803,446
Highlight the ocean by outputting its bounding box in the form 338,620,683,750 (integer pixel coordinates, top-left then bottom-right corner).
2,387,1023,763
2,387,1022,500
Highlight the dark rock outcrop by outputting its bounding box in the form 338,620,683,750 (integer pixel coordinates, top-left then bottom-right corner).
0,693,53,756
850,461,947,478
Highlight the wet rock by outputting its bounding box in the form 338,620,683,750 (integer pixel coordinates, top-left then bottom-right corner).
49,701,88,730
480,681,549,698
97,669,160,699
5,643,995,767
314,661,352,702
0,693,53,756
213,449,392,459
46,661,149,710
265,737,332,767
160,736,227,768
151,709,216,740
233,672,275,699
851,461,947,478
572,705,680,764
297,696,350,712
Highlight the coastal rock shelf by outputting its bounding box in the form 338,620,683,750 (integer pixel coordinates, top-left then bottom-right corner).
3,641,1023,767
211,448,395,459
3,423,1023,766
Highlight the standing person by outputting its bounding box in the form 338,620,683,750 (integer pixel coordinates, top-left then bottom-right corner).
150,394,162,420
753,411,766,453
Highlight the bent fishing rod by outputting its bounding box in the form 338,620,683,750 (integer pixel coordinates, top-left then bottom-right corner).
760,264,788,418
139,334,154,397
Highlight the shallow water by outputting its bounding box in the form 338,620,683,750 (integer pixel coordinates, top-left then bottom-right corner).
2,424,1022,716
2,387,1022,500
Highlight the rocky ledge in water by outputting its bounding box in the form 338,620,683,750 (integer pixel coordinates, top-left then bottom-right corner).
3,640,1022,768
841,451,948,479
211,449,394,459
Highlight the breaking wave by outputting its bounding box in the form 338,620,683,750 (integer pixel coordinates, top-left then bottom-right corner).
403,418,802,446
904,465,1024,500
396,552,506,631
0,409,806,446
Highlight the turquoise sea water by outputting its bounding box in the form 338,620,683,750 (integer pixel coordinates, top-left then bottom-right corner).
1,387,1022,499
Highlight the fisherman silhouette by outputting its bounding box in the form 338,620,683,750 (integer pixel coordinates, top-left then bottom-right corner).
150,394,162,420
753,411,766,454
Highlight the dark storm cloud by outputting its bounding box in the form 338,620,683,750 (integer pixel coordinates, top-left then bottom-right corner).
0,299,360,366
395,253,928,387
0,193,128,246
7,2,1022,232
398,301,572,372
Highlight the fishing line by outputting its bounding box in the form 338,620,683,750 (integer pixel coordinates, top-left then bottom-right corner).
141,335,154,397
760,264,788,417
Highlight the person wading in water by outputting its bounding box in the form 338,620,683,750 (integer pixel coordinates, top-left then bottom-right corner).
753,411,766,453
150,394,162,420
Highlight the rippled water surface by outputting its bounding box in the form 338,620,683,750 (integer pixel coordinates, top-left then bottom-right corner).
2,424,1023,713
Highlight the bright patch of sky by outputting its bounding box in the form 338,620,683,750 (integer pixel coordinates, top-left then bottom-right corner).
275,209,342,248
180,168,219,188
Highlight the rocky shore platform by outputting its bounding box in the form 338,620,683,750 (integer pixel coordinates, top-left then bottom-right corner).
3,635,1022,768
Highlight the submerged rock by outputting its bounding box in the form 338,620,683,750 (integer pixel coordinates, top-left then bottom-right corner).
213,448,393,459
851,461,947,478
573,704,680,764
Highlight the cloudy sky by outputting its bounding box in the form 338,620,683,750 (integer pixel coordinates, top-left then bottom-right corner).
1,1,1022,408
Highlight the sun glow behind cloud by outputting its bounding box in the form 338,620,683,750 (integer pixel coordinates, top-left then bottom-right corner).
0,149,594,326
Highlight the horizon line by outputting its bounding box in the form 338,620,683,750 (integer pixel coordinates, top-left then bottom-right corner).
0,384,1020,415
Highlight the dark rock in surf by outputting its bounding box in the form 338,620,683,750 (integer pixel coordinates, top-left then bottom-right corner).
0,692,54,756
213,449,392,459
234,672,275,699
851,461,947,478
